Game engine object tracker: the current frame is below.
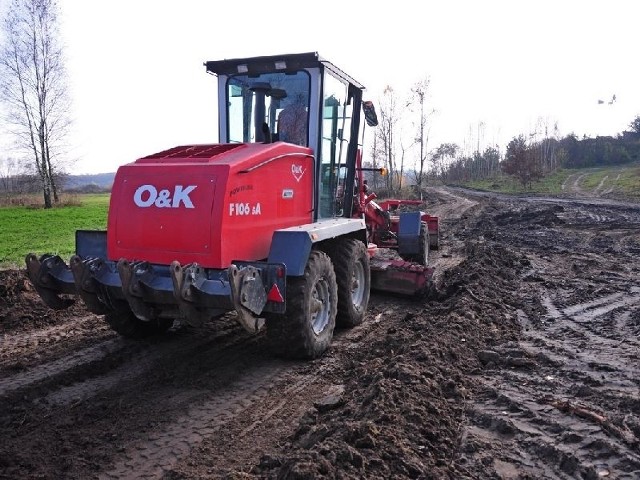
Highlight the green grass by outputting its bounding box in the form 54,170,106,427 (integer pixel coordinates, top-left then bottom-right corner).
465,162,640,198
579,169,608,189
466,169,574,194
0,193,109,268
606,165,640,198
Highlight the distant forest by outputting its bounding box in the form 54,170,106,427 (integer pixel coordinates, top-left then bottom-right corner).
438,116,640,188
0,171,114,195
364,78,640,195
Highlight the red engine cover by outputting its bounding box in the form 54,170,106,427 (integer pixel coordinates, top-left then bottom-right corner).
107,143,314,268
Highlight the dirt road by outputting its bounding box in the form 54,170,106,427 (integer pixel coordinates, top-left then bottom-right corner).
1,187,639,479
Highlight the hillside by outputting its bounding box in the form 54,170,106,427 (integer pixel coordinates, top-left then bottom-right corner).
461,162,640,201
63,172,115,191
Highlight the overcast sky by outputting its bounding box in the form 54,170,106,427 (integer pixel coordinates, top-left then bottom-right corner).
19,0,640,173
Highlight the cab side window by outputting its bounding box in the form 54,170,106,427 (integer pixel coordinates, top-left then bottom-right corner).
318,74,352,218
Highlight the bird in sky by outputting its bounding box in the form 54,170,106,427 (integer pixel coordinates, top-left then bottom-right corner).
598,94,616,105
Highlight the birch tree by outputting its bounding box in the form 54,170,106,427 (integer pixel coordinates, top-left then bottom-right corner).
408,78,434,189
375,85,399,194
0,0,70,208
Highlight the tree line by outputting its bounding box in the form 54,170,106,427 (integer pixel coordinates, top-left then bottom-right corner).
366,83,640,193
499,125,640,188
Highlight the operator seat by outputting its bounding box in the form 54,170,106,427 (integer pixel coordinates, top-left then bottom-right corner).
277,102,308,146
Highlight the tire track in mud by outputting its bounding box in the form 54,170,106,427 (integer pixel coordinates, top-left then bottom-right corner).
100,303,396,479
100,359,322,478
0,315,110,361
426,187,478,286
559,289,640,318
458,196,640,478
0,314,286,478
462,289,640,478
428,187,478,220
0,315,99,349
572,173,586,193
42,331,219,407
0,314,238,398
0,338,122,396
99,361,285,479
602,172,623,196
11,320,247,405
594,175,609,195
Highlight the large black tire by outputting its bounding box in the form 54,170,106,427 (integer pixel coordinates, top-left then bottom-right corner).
401,222,430,266
416,223,430,266
328,239,370,328
266,250,337,359
429,227,440,250
104,308,173,339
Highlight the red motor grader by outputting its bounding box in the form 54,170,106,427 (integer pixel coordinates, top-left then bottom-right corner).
26,52,439,358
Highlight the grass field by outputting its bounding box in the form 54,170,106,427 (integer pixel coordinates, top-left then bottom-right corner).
0,193,109,268
465,162,640,198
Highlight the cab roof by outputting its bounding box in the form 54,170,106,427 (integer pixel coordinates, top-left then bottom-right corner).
204,52,365,90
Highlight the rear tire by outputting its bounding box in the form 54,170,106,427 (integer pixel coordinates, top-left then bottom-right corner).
328,239,370,328
429,227,439,250
416,223,430,266
105,308,173,339
266,250,337,359
401,222,430,266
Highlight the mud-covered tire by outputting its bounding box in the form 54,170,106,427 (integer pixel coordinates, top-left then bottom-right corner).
429,227,439,250
265,250,337,359
415,223,430,266
401,222,430,266
104,309,173,339
328,239,370,328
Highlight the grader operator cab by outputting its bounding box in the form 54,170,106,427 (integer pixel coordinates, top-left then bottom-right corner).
26,52,439,358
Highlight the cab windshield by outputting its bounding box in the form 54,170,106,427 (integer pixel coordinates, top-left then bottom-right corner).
226,71,310,146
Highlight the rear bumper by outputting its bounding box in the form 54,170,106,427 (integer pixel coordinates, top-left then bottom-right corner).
26,231,286,328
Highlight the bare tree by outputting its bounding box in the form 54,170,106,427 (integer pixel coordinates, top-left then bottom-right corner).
375,85,400,194
408,77,435,189
0,0,70,208
397,140,408,191
367,133,383,191
462,121,486,158
432,142,458,179
530,117,560,174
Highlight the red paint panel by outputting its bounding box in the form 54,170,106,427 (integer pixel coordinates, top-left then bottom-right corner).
108,167,224,265
220,144,314,265
138,144,243,162
107,142,313,268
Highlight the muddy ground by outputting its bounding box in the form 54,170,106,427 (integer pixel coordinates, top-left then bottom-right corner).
1,187,639,479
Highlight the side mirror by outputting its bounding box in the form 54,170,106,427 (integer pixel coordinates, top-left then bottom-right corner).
362,101,378,127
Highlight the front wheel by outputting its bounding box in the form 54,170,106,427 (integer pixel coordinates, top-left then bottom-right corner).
328,239,371,328
266,250,337,359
